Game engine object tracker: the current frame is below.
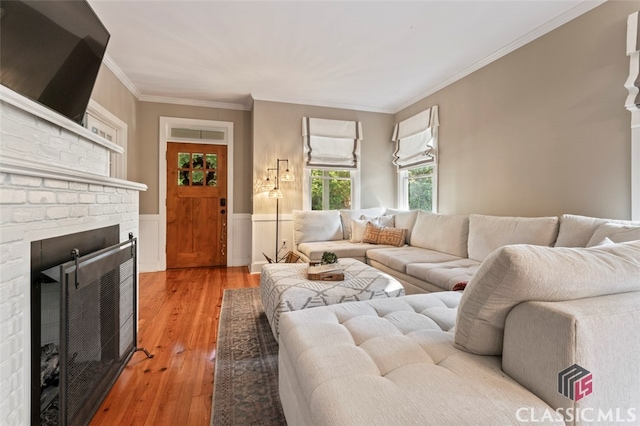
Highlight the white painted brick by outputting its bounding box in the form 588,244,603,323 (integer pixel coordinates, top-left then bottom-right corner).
13,207,46,223
79,193,96,204
86,149,102,160
116,205,127,214
70,182,88,191
9,175,42,187
35,117,59,133
89,184,104,192
1,101,36,125
70,144,87,156
110,195,121,203
0,189,26,204
96,194,110,204
46,206,70,220
104,205,117,215
28,190,56,204
117,188,128,194
89,205,105,216
1,133,34,154
70,205,89,218
0,242,21,263
44,179,69,189
0,116,24,137
60,128,80,144
57,192,79,204
49,136,71,151
104,186,116,193
60,151,79,165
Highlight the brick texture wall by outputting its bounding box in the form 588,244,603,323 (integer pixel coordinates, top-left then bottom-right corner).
0,97,142,425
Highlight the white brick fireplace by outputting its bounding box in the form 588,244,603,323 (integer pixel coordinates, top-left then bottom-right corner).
0,86,147,425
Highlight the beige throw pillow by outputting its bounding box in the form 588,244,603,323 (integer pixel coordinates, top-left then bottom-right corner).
362,222,406,247
454,241,640,355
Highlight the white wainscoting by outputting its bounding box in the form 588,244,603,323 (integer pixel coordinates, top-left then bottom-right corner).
231,213,252,267
251,214,294,273
139,213,252,272
139,214,161,272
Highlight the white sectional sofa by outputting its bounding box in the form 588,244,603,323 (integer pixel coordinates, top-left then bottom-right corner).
282,209,640,425
292,209,640,294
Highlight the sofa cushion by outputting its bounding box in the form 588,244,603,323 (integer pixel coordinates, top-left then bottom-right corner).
339,207,386,239
467,214,559,262
410,211,469,258
293,210,343,244
297,240,395,263
554,214,640,247
385,209,419,244
279,293,560,426
586,223,640,247
454,241,640,355
366,246,461,274
406,259,481,291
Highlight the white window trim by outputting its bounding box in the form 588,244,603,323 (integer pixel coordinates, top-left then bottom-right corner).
397,164,438,212
302,168,361,211
86,99,127,179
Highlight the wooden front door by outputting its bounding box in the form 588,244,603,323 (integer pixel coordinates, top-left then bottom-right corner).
167,142,227,268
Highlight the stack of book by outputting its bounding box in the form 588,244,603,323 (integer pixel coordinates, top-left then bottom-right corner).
307,262,344,281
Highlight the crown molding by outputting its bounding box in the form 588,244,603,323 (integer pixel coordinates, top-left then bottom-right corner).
139,94,251,111
103,53,142,99
251,93,394,114
392,0,606,114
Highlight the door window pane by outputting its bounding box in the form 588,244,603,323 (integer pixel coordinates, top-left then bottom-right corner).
192,170,204,186
178,153,190,168
206,154,217,169
206,171,217,186
192,153,204,169
178,170,190,186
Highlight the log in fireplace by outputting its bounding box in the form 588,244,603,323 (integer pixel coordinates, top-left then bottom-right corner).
31,226,151,425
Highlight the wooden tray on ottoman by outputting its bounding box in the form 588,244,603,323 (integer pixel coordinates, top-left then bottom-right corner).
307,263,344,281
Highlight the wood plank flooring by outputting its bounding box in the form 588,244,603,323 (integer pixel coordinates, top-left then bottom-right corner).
89,267,260,426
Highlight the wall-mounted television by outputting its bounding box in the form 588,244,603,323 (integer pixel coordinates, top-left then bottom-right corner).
0,0,110,125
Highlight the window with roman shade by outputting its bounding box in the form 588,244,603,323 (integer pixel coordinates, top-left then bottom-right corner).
302,117,362,169
392,105,439,170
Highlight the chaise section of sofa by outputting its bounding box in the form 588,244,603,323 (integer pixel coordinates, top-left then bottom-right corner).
278,241,640,426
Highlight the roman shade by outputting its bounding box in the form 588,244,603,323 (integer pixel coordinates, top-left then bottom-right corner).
392,105,439,169
302,117,362,169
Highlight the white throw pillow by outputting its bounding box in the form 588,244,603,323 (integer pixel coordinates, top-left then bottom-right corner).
467,214,559,262
454,241,640,355
349,218,368,243
293,210,343,244
555,214,640,247
410,210,469,258
587,223,640,247
339,207,385,239
385,209,418,244
367,214,395,228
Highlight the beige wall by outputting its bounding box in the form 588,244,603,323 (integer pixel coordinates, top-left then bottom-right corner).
396,0,637,220
90,64,140,182
252,100,396,214
137,102,252,214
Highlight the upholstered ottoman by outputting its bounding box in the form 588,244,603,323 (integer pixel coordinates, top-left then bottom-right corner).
260,258,405,339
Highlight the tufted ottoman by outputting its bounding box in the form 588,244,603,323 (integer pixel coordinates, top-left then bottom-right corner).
278,292,561,426
260,258,404,340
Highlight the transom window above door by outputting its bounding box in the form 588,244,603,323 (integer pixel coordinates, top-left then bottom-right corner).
177,152,218,187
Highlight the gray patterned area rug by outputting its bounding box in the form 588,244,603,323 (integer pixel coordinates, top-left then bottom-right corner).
211,287,287,425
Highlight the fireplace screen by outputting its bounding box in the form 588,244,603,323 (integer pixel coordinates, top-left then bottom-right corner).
40,236,138,425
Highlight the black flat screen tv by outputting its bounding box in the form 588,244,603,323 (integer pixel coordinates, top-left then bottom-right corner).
0,0,110,125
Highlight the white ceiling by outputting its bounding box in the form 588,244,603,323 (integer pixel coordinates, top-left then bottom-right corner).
88,0,603,113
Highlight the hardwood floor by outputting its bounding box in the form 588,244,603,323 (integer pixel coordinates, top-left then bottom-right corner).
89,267,260,426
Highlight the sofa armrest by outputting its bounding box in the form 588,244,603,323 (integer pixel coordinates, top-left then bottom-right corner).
502,292,640,424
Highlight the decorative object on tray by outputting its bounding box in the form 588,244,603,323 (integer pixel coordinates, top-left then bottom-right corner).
308,252,343,281
321,251,338,265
